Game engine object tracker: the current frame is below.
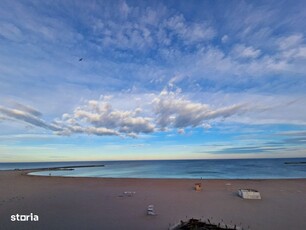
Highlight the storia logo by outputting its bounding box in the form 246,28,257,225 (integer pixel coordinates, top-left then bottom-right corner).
11,213,39,222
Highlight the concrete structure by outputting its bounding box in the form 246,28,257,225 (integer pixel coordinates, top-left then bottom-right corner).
238,189,261,199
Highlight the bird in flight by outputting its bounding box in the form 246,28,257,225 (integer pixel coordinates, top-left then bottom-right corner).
79,58,83,61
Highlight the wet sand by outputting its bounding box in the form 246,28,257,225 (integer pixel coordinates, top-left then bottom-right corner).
1,170,306,230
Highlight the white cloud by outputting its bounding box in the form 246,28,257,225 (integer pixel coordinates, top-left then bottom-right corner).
119,0,130,18
0,22,22,42
232,44,261,59
278,34,303,50
0,105,61,131
221,35,229,43
202,123,212,129
56,125,120,136
177,128,185,134
55,98,155,137
165,14,215,43
1,89,306,138
0,89,252,137
295,47,306,58
153,89,247,130
90,7,216,52
211,93,306,126
277,34,306,60
10,101,42,117
277,131,306,136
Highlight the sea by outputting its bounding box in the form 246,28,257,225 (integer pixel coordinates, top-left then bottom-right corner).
1,158,306,179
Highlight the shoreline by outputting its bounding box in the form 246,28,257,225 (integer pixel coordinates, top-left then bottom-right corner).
12,164,105,171
25,169,306,180
26,173,306,181
1,170,306,230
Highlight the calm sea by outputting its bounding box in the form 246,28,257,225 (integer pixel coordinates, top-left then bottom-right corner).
1,158,306,179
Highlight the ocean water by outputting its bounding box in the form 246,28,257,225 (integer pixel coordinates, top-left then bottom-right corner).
1,158,306,179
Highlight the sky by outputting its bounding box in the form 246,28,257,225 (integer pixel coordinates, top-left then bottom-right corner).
0,0,306,162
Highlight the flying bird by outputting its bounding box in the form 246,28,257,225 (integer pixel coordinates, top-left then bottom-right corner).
79,58,83,61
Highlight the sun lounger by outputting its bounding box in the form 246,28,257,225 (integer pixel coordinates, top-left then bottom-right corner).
147,204,156,216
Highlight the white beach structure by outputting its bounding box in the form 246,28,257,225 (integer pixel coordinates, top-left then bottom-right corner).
123,191,136,197
238,189,261,199
147,204,156,216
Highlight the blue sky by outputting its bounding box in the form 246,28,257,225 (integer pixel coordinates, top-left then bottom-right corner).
0,0,306,162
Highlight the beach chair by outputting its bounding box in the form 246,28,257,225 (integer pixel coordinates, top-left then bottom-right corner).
147,204,156,216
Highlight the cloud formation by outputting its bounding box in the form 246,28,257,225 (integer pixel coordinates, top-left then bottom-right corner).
232,44,261,59
0,89,252,137
10,101,42,117
153,89,247,130
55,97,154,137
212,146,286,154
1,0,306,104
277,131,306,136
53,89,251,137
0,105,60,131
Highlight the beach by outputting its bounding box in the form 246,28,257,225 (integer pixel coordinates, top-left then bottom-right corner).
1,171,306,230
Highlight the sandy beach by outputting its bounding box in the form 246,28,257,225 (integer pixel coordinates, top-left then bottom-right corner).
1,171,306,230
